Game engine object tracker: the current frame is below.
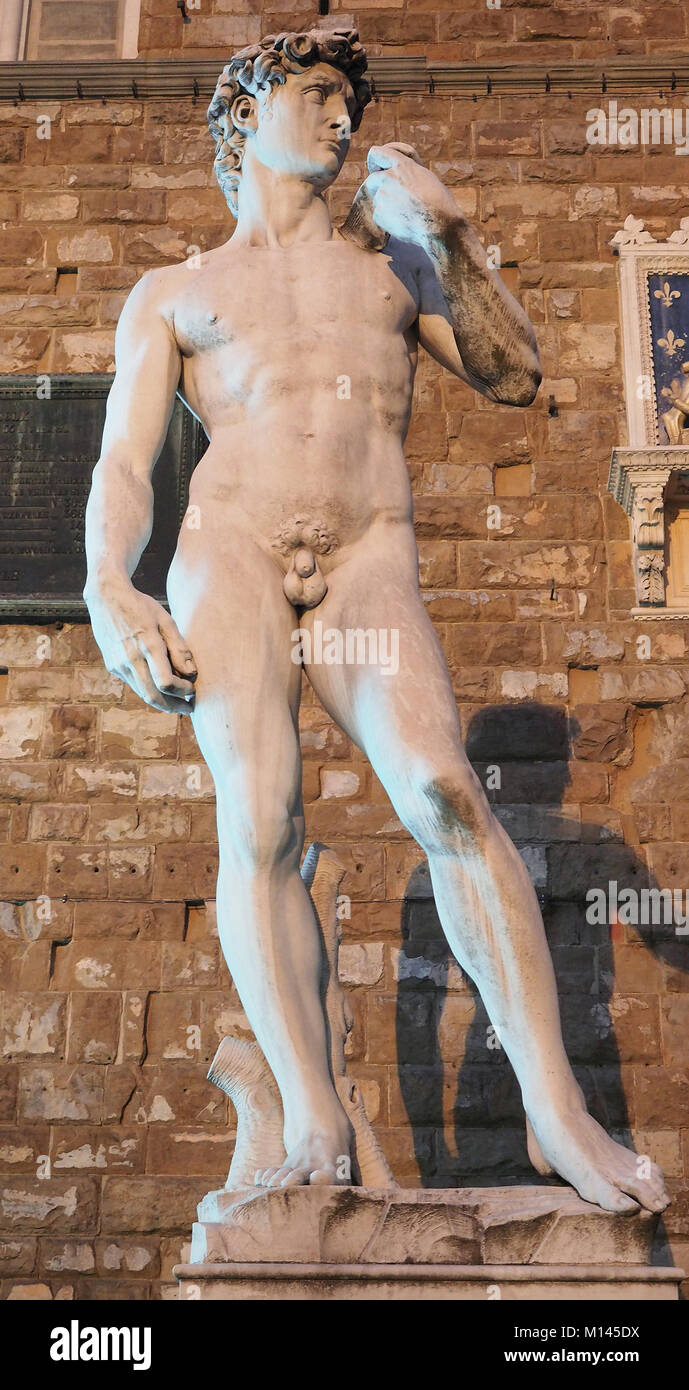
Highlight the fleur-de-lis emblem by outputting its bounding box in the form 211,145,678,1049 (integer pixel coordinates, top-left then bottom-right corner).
658,328,685,357
654,280,681,308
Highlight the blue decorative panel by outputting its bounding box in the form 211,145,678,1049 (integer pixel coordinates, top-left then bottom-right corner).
647,271,689,443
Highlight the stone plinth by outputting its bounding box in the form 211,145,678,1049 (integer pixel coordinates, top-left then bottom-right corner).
173,1185,683,1301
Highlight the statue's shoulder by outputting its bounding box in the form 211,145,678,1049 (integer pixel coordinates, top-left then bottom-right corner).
123,250,217,327
381,235,425,306
130,258,190,304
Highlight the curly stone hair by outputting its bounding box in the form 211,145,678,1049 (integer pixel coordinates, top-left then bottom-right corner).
207,28,373,217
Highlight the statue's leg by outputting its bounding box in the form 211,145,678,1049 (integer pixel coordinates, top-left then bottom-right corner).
167,526,351,1187
303,524,668,1213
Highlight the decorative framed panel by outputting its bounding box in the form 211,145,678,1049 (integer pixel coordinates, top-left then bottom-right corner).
0,375,205,621
611,216,689,448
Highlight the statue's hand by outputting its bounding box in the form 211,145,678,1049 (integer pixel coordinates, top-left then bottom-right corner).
84,575,197,714
363,143,460,246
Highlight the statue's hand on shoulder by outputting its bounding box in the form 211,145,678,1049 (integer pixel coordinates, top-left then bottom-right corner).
85,576,197,715
363,143,460,248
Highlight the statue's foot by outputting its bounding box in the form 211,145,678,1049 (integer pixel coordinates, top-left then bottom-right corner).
527,1102,669,1214
254,1127,352,1189
525,1115,554,1177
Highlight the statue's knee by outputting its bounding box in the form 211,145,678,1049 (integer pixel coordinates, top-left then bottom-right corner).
218,795,299,872
408,763,492,852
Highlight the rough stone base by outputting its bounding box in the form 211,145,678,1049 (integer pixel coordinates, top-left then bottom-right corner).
173,1185,683,1301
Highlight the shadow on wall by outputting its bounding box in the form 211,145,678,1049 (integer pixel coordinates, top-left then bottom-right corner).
395,701,685,1225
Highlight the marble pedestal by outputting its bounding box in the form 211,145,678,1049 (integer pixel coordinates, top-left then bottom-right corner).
174,1185,682,1301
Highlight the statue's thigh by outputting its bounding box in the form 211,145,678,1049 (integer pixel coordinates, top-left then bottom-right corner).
166,528,303,802
305,550,464,771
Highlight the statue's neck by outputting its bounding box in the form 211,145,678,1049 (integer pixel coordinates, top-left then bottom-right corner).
232,155,335,248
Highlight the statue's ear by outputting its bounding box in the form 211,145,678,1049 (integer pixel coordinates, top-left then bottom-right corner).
230,93,258,136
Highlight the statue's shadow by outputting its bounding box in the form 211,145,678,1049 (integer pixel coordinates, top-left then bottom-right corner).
396,701,684,1239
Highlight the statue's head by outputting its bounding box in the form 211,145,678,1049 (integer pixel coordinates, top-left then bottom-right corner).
207,28,373,216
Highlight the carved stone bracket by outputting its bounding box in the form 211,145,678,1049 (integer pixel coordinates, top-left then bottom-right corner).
608,446,689,607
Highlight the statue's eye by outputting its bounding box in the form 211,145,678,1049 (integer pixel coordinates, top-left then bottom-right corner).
305,87,326,103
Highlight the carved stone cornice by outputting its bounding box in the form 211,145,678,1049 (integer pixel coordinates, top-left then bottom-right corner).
1,54,689,102
611,215,689,254
608,447,688,512
609,447,689,608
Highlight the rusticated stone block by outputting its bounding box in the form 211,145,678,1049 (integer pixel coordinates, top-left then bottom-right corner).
459,540,601,589
660,996,689,1065
548,843,648,900
38,1240,95,1275
161,942,219,991
152,845,219,900
101,708,177,760
41,706,97,759
570,702,633,765
0,1066,17,1122
52,1126,144,1175
116,1064,227,1128
102,1176,224,1234
0,844,46,896
146,1127,234,1178
466,702,568,760
46,845,107,898
0,1124,49,1173
1,993,67,1060
107,846,154,899
0,1237,36,1276
52,940,161,992
67,1277,151,1300
62,761,138,800
95,1236,160,1278
66,992,121,1064
73,900,184,940
29,804,89,841
0,1177,98,1233
18,1066,103,1124
0,762,61,802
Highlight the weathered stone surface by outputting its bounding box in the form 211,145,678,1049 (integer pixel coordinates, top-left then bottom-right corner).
189,1184,658,1268
95,1236,160,1277
102,1177,223,1234
1,993,67,1059
570,703,633,765
0,1125,49,1173
52,1126,144,1174
18,1066,104,1123
0,1237,36,1276
66,993,121,1064
0,1178,98,1233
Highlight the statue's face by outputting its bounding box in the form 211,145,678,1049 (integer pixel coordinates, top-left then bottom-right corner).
252,63,356,186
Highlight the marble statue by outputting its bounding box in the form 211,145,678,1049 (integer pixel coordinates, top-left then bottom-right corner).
83,27,668,1215
208,841,395,1188
661,361,689,445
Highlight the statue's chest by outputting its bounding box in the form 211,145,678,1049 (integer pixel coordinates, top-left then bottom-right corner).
172,244,419,357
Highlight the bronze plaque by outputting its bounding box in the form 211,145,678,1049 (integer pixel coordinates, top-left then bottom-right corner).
0,374,204,620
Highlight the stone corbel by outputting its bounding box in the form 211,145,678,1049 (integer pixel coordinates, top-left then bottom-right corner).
608,447,689,608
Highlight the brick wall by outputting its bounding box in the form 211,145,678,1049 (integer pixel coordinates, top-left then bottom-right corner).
1,12,689,1299
137,1,689,61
